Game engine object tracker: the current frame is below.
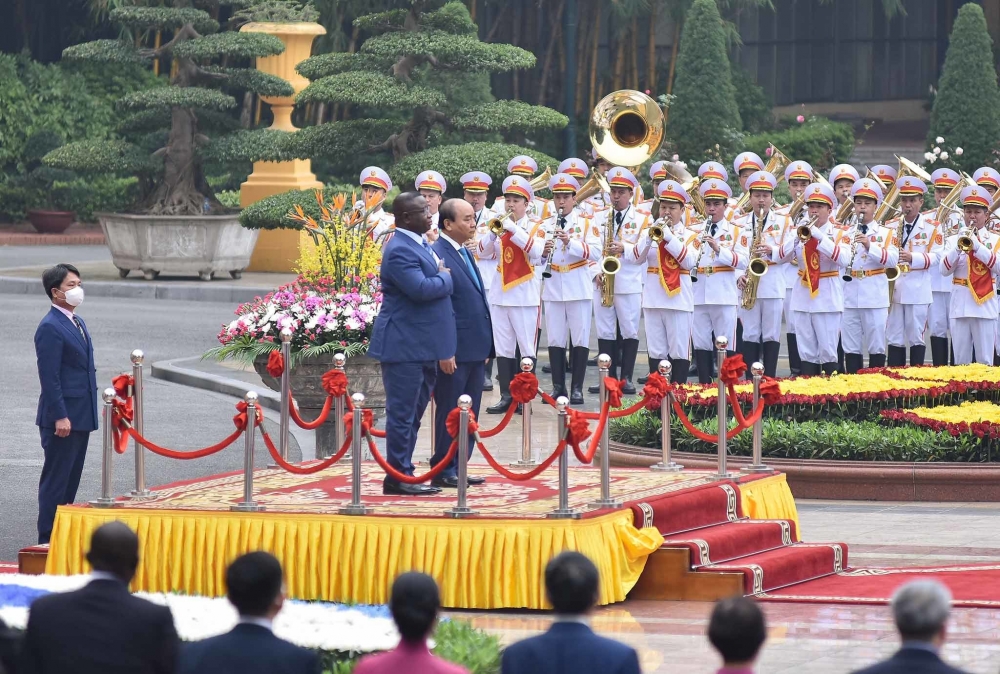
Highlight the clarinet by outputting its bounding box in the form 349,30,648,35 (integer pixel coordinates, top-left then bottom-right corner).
541,207,567,279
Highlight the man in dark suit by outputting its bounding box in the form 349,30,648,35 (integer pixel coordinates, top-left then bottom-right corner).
33,263,98,544
179,552,320,674
706,596,767,674
501,552,641,674
430,199,494,489
852,581,970,674
369,192,456,496
22,522,178,674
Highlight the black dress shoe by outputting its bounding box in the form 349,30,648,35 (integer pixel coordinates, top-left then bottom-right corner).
487,396,513,414
570,388,584,405
482,379,494,391
621,378,636,395
588,384,600,394
541,363,552,373
467,475,486,485
383,480,442,496
431,475,460,489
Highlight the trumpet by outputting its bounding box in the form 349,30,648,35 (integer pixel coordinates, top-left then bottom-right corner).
958,228,975,253
648,221,665,243
487,205,515,236
797,220,815,242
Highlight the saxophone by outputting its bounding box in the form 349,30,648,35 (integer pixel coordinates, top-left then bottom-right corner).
740,208,769,310
599,208,620,307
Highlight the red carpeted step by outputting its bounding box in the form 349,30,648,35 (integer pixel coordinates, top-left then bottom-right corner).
663,519,799,567
698,543,849,594
630,481,743,535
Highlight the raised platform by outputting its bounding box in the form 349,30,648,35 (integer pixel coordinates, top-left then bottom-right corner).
45,464,798,609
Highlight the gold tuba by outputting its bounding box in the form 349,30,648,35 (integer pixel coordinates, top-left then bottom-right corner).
575,171,611,204
936,177,972,230
528,165,554,193
732,144,790,216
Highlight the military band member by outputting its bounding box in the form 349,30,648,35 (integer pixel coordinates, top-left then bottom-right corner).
777,161,815,376
691,179,747,384
590,168,650,395
493,155,552,220
940,186,1000,365
637,180,698,384
359,166,395,240
788,183,852,375
481,176,549,413
829,164,860,209
541,174,600,404
415,170,446,242
584,149,613,213
871,164,898,191
927,168,962,366
464,171,496,391
886,177,938,367
973,167,1000,198
639,160,671,214
842,178,898,372
734,152,766,190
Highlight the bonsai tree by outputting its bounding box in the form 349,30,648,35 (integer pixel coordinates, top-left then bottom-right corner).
22,130,85,214
926,2,1000,173
44,2,298,215
234,0,566,228
667,0,742,164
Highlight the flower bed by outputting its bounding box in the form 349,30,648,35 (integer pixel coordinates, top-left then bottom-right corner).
882,401,1000,444
879,364,1000,388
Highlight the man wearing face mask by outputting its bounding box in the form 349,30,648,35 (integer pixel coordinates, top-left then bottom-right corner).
34,263,98,544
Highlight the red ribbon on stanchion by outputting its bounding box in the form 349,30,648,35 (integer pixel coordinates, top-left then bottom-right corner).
116,400,256,460
719,354,747,386
111,373,133,400
445,408,480,439
510,372,538,404
110,397,133,454
266,351,284,378
642,371,671,411
604,377,624,408
322,370,347,397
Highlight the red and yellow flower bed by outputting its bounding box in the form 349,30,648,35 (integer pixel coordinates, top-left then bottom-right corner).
882,401,1000,439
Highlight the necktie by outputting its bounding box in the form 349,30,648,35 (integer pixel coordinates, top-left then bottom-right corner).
903,221,915,246
557,216,567,230
72,315,86,341
615,211,624,234
860,223,868,235
459,247,481,290
423,240,434,254
710,222,718,237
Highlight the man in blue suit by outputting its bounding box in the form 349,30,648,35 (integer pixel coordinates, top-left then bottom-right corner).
34,263,98,544
369,192,456,496
501,551,641,674
430,199,494,489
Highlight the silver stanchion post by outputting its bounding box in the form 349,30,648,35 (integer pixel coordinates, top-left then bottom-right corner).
91,388,121,508
651,360,682,472
512,357,537,466
231,391,265,512
743,361,774,474
548,396,580,519
714,336,730,480
591,353,622,509
340,393,371,515
272,328,292,468
333,353,348,460
447,395,476,518
128,349,151,497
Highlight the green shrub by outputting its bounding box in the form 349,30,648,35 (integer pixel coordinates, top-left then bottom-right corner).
926,3,1000,172
239,184,367,230
742,118,855,172
731,64,773,133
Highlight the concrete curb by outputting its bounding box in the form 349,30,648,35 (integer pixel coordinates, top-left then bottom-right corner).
0,275,272,304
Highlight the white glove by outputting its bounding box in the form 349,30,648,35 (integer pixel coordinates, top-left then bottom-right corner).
502,219,518,233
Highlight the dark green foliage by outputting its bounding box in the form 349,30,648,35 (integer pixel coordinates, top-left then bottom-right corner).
118,87,236,112
731,63,773,133
452,101,569,133
230,0,320,24
205,129,300,163
45,140,154,174
926,3,1000,172
203,66,294,97
63,39,150,65
352,9,410,34
296,53,386,80
109,7,219,34
361,32,535,72
292,120,401,158
667,0,742,163
239,188,324,230
743,118,855,171
298,72,446,108
173,32,285,61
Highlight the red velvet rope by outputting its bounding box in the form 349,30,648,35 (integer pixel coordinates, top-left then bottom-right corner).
727,384,766,428
574,401,610,464
260,424,352,475
116,400,257,460
670,396,743,443
288,394,333,430
364,434,457,484
475,440,567,480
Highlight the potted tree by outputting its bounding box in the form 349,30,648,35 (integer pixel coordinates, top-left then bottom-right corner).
20,130,82,234
44,2,299,280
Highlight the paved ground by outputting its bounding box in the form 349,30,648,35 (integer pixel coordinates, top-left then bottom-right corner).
0,244,110,270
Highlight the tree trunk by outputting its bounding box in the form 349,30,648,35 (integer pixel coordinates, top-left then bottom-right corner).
647,3,657,93
512,0,522,100
574,2,590,116
664,19,681,124
589,5,601,111
538,0,565,106
630,16,639,90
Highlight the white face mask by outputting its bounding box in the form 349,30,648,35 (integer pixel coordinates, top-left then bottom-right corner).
62,286,85,307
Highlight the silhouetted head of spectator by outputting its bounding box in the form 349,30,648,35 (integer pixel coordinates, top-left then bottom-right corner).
85,521,140,584
708,596,767,667
892,580,952,647
545,551,600,615
226,551,285,619
389,572,441,643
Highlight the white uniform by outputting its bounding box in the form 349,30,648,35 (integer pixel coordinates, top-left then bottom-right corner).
886,214,941,348
691,218,749,350
366,209,395,242
842,220,898,357
940,228,1000,364
776,203,806,335
473,207,498,292
481,215,545,358
638,222,698,360
593,205,651,340
734,209,794,343
789,222,853,364
926,209,958,339
542,209,601,348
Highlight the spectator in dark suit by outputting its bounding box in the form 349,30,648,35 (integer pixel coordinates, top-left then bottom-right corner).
34,263,98,544
501,552,641,674
852,581,970,674
179,551,319,674
707,596,767,674
0,616,20,674
368,192,456,496
430,199,494,488
22,522,178,674
353,572,467,674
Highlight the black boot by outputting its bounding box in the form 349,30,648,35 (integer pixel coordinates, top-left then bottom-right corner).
930,336,949,367
542,363,552,374
886,345,906,367
838,339,846,373
741,341,761,380
910,345,926,367
670,358,690,384
548,347,568,399
570,346,589,405
735,320,744,358
638,357,658,385
589,339,618,394
787,333,802,377
868,353,886,369
950,343,956,365
844,353,864,374
688,357,699,378
694,349,714,384
487,357,515,414
800,362,821,376
620,338,640,395
483,358,494,391
761,341,781,379
822,362,839,375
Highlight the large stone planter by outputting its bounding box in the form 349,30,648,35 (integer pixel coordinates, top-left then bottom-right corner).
254,352,384,457
98,212,259,281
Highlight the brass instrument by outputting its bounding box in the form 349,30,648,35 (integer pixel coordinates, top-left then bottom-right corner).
599,207,620,307
528,166,554,193
835,199,855,225
648,219,665,243
740,207,769,310
732,144,790,216
786,193,807,223
575,171,611,205
487,205,515,236
663,160,706,220
797,217,817,242
958,228,975,253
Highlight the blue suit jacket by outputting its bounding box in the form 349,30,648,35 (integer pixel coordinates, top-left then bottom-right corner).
851,647,971,674
34,306,98,432
500,622,641,674
432,237,494,362
178,623,320,674
368,232,456,363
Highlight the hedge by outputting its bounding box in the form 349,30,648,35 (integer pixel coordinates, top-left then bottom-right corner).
742,118,855,172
